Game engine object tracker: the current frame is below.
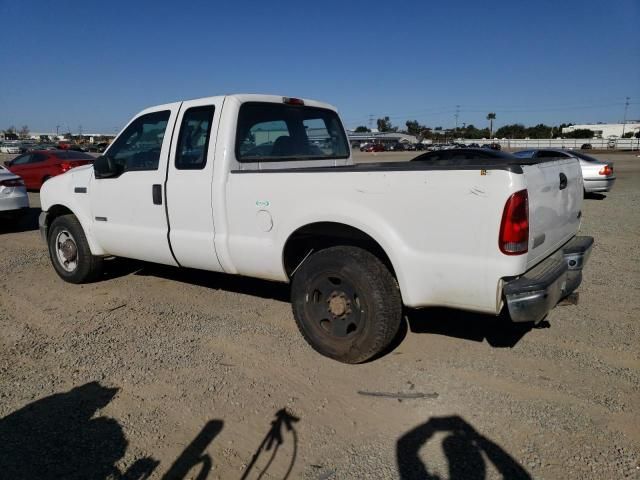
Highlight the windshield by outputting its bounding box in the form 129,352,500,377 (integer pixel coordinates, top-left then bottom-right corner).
235,102,349,162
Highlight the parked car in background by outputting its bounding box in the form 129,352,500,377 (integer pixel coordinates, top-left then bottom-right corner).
411,148,515,163
0,142,21,154
0,165,29,219
5,150,95,190
362,143,385,152
513,149,616,193
88,142,110,153
581,143,592,150
468,143,480,148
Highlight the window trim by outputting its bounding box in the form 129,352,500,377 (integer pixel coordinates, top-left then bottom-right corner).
175,105,215,170
235,102,349,163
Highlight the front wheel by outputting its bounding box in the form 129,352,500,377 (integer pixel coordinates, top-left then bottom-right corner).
48,214,103,283
291,246,402,363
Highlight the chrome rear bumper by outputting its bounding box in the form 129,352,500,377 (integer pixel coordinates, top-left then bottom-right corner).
503,236,593,323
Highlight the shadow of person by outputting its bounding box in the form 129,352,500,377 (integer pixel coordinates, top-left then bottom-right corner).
0,382,158,480
396,415,531,480
241,408,300,480
161,420,223,480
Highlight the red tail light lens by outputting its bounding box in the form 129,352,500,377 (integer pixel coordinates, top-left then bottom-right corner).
599,165,613,176
0,178,25,187
499,189,529,255
283,97,304,106
60,162,73,172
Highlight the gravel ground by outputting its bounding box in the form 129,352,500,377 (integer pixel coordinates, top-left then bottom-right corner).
0,151,638,479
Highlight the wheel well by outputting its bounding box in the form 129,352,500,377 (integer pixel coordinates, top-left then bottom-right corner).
46,205,74,229
283,222,396,279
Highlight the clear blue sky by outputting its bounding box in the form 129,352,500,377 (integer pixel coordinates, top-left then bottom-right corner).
1,0,638,134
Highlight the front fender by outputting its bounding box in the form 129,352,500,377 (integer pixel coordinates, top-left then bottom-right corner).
40,167,105,256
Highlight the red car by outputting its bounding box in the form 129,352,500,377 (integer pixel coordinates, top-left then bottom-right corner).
5,150,95,190
361,143,385,152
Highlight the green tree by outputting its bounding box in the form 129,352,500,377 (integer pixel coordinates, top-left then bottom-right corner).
495,123,526,138
354,126,370,133
486,113,496,138
405,120,427,137
623,131,634,138
564,129,594,138
19,125,30,138
377,116,396,132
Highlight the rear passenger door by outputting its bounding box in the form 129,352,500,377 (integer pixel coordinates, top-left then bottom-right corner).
165,98,224,271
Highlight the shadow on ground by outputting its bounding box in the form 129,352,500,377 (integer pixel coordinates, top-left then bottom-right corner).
0,207,40,234
107,261,291,303
584,192,607,200
405,308,545,348
0,381,298,480
397,415,531,479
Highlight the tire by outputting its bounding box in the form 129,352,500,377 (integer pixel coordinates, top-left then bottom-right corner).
291,246,402,363
48,214,103,283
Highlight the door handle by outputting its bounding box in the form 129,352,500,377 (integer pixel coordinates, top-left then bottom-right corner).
152,184,162,205
559,173,567,190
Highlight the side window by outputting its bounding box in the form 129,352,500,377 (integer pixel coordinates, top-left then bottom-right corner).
107,111,170,172
12,154,31,165
537,150,568,158
30,153,47,163
175,106,215,170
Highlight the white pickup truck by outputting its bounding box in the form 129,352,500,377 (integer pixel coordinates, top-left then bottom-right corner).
39,94,593,363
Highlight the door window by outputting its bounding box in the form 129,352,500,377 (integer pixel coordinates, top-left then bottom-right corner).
106,111,170,173
175,105,215,170
11,154,31,165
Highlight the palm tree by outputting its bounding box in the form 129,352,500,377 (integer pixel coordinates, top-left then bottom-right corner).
486,113,496,138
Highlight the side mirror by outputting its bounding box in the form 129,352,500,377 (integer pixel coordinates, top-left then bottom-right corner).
4,160,12,167
93,155,122,179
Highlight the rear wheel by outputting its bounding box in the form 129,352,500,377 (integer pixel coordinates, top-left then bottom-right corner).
291,246,402,363
48,214,103,283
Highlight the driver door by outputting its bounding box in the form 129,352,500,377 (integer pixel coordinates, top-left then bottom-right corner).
90,103,181,265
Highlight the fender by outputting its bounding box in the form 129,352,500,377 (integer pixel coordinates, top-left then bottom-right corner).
39,166,106,256
279,207,411,303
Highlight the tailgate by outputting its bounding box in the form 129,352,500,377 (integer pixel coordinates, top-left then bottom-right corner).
522,158,583,269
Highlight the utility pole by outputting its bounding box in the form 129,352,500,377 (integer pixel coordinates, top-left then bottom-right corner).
56,125,60,137
454,105,460,131
368,114,374,131
621,97,630,138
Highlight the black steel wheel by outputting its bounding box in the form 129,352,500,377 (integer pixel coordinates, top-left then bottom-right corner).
291,246,402,363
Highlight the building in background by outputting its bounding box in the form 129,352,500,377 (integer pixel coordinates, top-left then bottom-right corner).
562,122,640,138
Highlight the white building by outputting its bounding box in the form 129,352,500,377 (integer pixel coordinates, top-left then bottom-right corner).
562,122,640,138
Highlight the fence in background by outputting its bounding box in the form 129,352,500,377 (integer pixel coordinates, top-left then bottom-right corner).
456,137,640,150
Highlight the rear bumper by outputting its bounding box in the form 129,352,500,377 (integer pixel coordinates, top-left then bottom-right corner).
503,236,593,323
584,176,615,193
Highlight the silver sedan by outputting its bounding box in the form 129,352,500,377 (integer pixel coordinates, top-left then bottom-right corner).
513,149,616,193
0,165,29,219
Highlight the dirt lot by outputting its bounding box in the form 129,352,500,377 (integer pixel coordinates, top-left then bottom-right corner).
1,151,639,479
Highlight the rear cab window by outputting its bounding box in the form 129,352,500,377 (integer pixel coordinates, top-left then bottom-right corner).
235,102,349,163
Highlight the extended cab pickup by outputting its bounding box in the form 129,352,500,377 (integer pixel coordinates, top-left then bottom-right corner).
39,94,593,363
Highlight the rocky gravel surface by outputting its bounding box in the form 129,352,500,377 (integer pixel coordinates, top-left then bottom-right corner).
0,152,638,479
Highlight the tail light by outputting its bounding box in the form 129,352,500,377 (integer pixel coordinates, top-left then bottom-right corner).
599,165,613,176
499,189,529,255
59,162,73,172
283,97,304,106
0,178,25,187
